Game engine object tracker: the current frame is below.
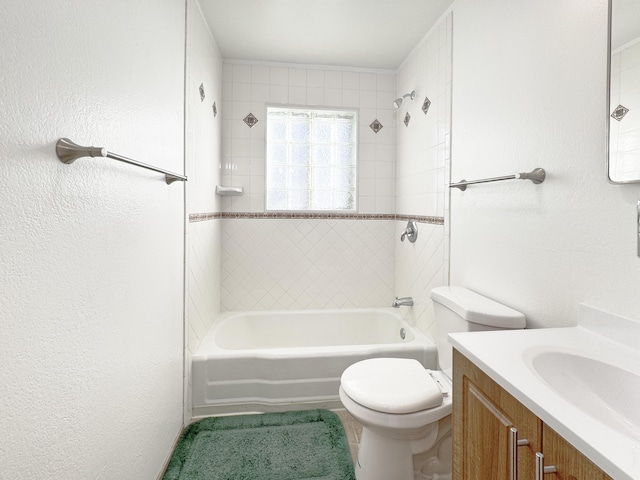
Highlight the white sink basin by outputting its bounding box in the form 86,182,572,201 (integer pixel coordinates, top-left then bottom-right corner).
529,350,640,441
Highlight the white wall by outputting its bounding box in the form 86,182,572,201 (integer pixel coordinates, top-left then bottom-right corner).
184,0,223,423
0,1,185,479
451,0,640,327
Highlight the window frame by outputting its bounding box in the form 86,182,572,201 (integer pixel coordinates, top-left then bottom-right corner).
264,104,359,213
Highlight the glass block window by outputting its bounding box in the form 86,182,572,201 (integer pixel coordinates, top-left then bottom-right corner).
266,106,358,211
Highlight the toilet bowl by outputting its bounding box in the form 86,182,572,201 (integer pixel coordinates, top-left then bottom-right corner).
340,286,526,480
339,358,452,480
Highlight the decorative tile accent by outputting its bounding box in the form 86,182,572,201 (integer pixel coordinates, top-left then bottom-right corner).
189,212,222,223
611,104,629,122
212,101,217,117
422,96,431,115
396,214,444,225
189,211,445,225
199,83,205,102
369,119,383,133
224,212,393,220
404,112,411,127
243,112,258,128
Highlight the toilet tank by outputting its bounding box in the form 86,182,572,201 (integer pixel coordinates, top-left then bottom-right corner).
430,286,526,377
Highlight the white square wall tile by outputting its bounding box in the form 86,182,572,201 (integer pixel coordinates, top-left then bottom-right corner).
325,88,342,107
233,63,252,83
222,63,233,82
270,67,289,85
307,69,325,88
269,85,288,103
252,65,270,84
307,87,324,105
251,84,269,102
377,74,395,92
289,86,307,105
325,70,342,89
289,68,307,87
359,73,376,91
343,71,359,89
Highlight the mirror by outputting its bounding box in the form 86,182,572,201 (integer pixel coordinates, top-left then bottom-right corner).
608,0,640,183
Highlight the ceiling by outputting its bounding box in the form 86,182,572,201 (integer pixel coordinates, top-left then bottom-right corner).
198,0,454,70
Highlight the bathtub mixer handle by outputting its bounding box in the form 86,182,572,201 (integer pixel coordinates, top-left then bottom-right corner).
400,221,418,243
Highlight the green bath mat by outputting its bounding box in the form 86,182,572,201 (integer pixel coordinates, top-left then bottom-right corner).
163,409,355,480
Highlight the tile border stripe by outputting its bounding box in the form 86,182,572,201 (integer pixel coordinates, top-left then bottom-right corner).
396,214,444,225
190,212,444,225
189,212,222,223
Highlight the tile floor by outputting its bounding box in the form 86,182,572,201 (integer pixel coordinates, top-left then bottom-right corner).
335,409,363,463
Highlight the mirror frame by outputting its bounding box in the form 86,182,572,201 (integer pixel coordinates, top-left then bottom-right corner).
607,0,640,184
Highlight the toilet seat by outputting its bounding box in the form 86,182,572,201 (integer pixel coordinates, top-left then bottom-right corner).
340,358,443,414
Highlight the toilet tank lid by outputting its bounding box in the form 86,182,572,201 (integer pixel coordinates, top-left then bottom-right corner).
431,286,526,328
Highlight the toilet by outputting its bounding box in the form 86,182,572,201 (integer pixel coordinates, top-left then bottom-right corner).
339,286,526,480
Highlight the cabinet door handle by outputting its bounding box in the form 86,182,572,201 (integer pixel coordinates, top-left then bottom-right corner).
535,452,558,479
509,427,530,480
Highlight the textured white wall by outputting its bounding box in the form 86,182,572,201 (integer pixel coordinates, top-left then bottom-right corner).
451,0,640,327
0,1,185,479
184,0,223,423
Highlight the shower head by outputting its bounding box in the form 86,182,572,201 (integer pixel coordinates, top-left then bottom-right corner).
392,90,416,109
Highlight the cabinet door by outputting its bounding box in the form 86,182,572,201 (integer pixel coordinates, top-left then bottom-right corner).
453,349,542,480
541,425,612,480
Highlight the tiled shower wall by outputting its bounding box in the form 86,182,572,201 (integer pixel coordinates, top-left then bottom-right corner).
220,64,400,311
221,64,397,214
394,12,452,337
221,217,395,311
184,0,223,423
217,13,452,331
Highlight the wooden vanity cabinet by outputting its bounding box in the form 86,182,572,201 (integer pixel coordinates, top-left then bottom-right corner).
453,349,541,480
541,424,612,480
453,349,612,480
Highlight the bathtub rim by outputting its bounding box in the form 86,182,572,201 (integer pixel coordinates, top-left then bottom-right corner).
193,307,433,359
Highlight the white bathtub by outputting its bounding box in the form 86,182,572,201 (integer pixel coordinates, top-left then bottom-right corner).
191,308,437,417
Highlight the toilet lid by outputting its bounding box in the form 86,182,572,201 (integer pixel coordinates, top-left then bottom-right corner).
341,358,443,414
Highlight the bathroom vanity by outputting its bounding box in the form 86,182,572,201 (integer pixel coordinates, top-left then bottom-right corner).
452,350,610,479
449,304,640,480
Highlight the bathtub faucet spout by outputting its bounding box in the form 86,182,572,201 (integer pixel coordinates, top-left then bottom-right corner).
392,296,414,308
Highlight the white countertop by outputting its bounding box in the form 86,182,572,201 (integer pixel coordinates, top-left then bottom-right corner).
448,304,640,480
